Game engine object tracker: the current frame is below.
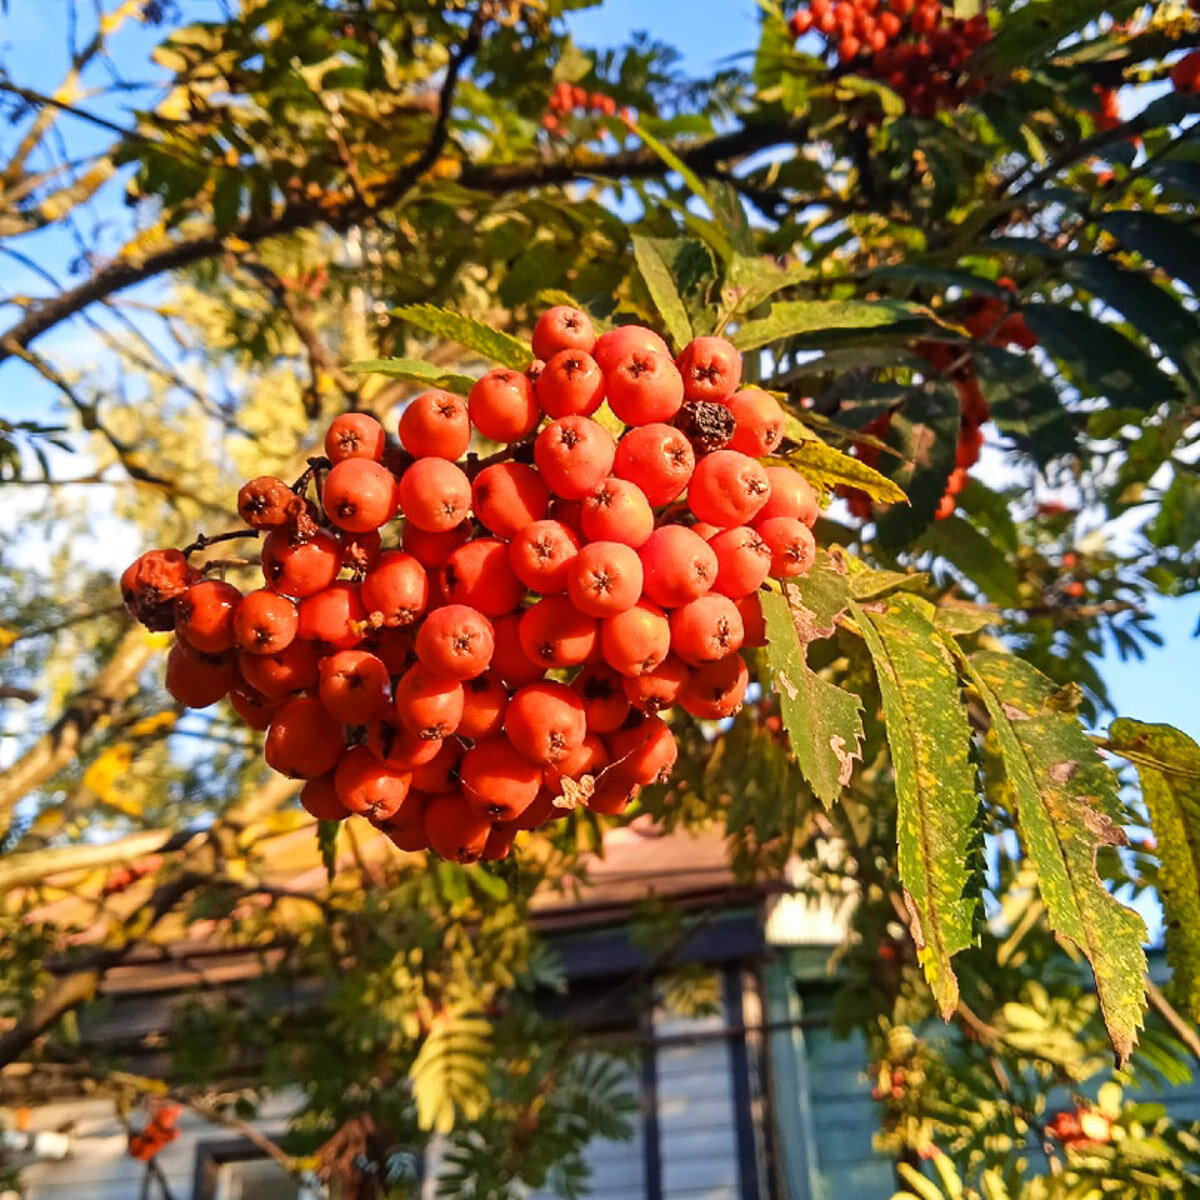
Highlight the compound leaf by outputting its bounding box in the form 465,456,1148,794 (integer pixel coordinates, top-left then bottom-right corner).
762,555,863,808
853,593,978,1016
392,304,532,370
967,652,1147,1062
348,356,476,396
411,1014,494,1134
1107,719,1200,1024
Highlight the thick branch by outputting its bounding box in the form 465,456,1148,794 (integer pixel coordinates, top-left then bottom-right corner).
0,622,151,825
0,114,808,369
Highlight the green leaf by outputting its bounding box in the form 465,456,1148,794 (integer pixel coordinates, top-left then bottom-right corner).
874,381,960,553
918,515,1023,608
732,299,928,351
979,0,1142,71
1022,304,1180,409
782,439,908,505
1061,256,1200,392
1098,210,1200,301
852,593,979,1016
211,169,241,235
622,116,712,209
965,652,1147,1062
347,357,476,396
392,304,532,371
761,557,864,808
1107,719,1200,1023
631,236,696,351
410,1014,493,1134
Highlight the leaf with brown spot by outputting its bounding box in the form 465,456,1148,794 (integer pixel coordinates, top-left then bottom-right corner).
966,652,1147,1063
762,557,863,809
1108,719,1200,1024
854,593,979,1017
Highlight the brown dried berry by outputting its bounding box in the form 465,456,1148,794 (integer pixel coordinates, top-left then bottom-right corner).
675,400,735,454
237,476,295,530
120,549,200,631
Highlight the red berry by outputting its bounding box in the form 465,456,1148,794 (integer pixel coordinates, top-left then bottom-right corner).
505,681,587,765
688,450,770,527
318,649,392,724
622,654,688,713
398,390,471,460
334,744,411,820
471,462,550,538
726,388,786,456
567,541,644,617
679,653,749,720
758,466,819,526
414,604,495,680
612,423,695,506
591,324,671,374
519,595,598,668
424,792,493,862
508,519,581,594
571,663,633,733
605,349,685,426
360,550,429,627
238,639,321,699
321,458,399,533
756,516,817,577
491,613,548,688
265,696,345,779
536,349,606,419
174,579,241,654
165,641,235,708
606,715,678,785
440,538,525,617
234,588,299,655
460,738,543,821
398,457,472,533
534,416,616,500
262,527,341,598
600,600,671,677
300,773,352,821
297,582,367,651
580,477,655,548
639,525,718,608
325,412,385,463
668,593,745,665
708,526,772,597
394,664,464,739
459,671,510,740
675,336,742,404
469,368,540,443
402,520,471,569
531,305,597,361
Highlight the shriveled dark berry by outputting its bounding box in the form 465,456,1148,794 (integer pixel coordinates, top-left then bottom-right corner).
675,400,735,454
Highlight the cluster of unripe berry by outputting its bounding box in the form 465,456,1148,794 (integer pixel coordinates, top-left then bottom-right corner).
789,0,991,117
120,308,819,863
540,81,632,138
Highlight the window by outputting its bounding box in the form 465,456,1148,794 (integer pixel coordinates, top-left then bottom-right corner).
192,1139,316,1200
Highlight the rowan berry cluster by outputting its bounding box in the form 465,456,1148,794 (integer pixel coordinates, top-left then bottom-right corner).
789,0,991,117
121,308,819,864
540,81,631,138
127,1103,181,1162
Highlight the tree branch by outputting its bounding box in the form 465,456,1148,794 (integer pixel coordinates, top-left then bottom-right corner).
0,622,152,827
0,110,810,372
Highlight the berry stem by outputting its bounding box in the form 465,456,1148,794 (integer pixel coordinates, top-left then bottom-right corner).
182,529,261,558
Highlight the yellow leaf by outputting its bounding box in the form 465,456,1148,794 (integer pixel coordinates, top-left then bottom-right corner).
83,744,133,800
0,627,17,650
127,711,178,738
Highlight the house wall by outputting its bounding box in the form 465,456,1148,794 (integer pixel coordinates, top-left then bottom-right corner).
12,1091,305,1200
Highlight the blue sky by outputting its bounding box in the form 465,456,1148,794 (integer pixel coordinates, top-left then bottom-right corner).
1,0,1196,743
